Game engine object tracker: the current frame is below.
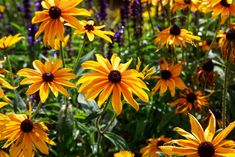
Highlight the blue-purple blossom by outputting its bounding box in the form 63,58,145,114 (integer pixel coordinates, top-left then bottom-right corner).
97,0,108,22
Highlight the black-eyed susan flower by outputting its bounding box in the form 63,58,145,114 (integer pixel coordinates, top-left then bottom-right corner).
0,113,55,157
77,54,149,115
0,34,23,49
160,112,235,157
151,58,186,96
17,59,77,103
154,24,200,47
0,150,8,157
217,24,235,63
169,88,208,114
140,136,171,157
196,59,216,85
32,0,91,46
136,58,156,80
72,20,114,43
114,150,135,157
206,0,235,24
172,0,199,12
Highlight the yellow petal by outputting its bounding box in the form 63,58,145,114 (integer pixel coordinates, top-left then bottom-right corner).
39,83,50,103
159,146,197,156
188,113,205,142
204,111,216,142
213,122,235,146
112,84,122,115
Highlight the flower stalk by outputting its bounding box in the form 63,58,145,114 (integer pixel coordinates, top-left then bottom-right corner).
73,37,86,72
222,45,230,129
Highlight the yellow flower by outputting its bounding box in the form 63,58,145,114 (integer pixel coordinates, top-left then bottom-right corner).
217,24,235,63
0,113,55,157
169,88,208,114
0,63,15,108
172,0,199,13
72,20,114,43
32,0,91,46
77,54,149,115
204,0,235,24
140,136,171,157
154,24,200,47
160,111,235,157
51,35,70,50
151,58,186,96
0,34,23,50
17,59,77,103
114,150,135,157
136,57,156,80
0,5,4,13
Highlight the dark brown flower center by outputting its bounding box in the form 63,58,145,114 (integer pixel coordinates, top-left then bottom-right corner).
42,72,54,82
170,24,181,35
161,70,172,80
226,29,235,41
157,140,165,147
85,24,94,32
184,0,191,4
49,6,61,19
198,142,215,157
21,119,33,133
220,0,230,7
202,59,214,72
186,93,197,103
108,70,121,83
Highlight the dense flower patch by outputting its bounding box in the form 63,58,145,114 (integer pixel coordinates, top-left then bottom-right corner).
0,0,235,156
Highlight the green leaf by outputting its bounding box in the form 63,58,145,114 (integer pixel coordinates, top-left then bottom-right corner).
103,131,128,150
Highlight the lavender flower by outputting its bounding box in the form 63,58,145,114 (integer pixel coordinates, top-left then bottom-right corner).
28,23,38,45
114,25,125,46
120,0,130,26
35,0,42,11
98,0,108,22
23,0,32,19
131,0,143,38
27,0,42,45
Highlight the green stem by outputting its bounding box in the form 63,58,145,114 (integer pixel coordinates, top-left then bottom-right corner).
32,102,43,118
59,41,65,68
146,2,155,34
222,46,230,129
73,38,86,73
101,113,116,134
6,55,15,86
95,98,111,155
59,41,69,115
207,18,221,54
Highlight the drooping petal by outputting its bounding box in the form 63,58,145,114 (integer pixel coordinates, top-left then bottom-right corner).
39,83,50,103
112,84,122,115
